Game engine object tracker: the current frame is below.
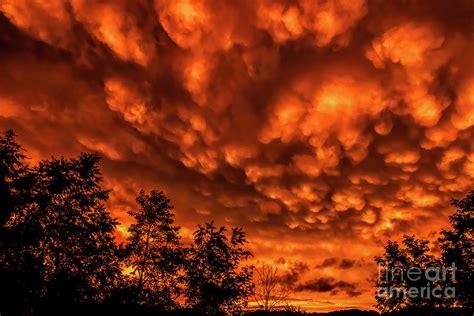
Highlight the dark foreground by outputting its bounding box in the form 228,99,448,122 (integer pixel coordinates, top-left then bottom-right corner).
20,305,471,316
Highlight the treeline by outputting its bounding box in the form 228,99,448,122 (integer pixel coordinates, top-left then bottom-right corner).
1,129,473,316
0,130,253,315
246,310,379,316
375,191,473,315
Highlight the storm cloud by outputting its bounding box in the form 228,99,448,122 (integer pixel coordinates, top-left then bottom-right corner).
0,0,473,311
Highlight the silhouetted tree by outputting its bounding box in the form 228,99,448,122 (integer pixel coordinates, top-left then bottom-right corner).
11,153,121,310
185,222,254,315
439,191,473,310
0,130,28,226
123,190,185,309
375,235,442,313
254,263,291,312
0,130,39,315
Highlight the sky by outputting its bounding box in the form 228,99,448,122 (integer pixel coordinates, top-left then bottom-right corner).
0,0,473,312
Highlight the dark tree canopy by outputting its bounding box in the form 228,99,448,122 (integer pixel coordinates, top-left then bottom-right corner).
0,130,37,315
185,222,254,315
0,129,29,226
20,154,121,305
439,191,473,309
123,190,185,308
0,132,122,314
2,130,260,315
375,191,474,314
375,235,442,313
3,128,472,316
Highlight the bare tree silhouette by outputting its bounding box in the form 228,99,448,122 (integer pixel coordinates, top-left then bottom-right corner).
253,263,291,312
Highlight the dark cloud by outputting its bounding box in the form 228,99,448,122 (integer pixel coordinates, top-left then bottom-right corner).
320,258,338,268
280,261,310,287
295,277,362,297
339,259,356,269
316,258,358,270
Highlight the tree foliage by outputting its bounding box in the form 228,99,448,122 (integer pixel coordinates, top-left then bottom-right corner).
19,154,121,305
0,129,257,315
185,222,254,315
32,154,120,302
376,190,474,313
2,129,473,315
375,236,441,312
0,130,37,315
1,130,122,313
0,129,29,226
439,191,473,309
123,190,185,308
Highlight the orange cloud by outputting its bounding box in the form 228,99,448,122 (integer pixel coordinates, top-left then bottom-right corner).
257,0,367,46
72,0,156,65
0,0,71,48
1,0,473,311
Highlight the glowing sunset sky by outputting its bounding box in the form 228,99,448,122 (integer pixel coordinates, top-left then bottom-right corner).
0,0,473,311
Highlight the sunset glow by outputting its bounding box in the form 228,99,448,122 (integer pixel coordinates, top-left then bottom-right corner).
0,0,473,312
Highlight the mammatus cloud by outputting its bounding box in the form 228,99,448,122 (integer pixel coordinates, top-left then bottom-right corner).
0,0,473,311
